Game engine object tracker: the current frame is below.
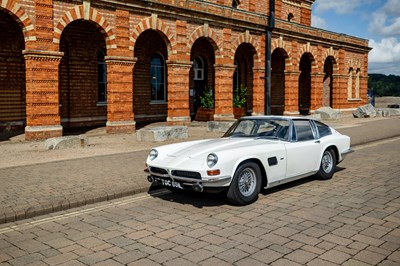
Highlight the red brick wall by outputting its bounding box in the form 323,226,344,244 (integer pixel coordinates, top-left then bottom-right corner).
0,0,370,138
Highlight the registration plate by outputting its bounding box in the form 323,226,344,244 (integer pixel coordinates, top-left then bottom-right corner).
159,178,183,189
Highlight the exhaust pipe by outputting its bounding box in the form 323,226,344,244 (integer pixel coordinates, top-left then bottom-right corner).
147,176,155,183
192,183,203,192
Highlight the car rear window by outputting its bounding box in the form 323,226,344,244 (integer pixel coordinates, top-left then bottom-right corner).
293,120,315,141
315,121,332,138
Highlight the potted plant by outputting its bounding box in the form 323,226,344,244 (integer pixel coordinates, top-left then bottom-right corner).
195,88,215,121
233,85,247,118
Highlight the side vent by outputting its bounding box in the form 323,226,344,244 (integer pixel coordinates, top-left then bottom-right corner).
268,156,278,166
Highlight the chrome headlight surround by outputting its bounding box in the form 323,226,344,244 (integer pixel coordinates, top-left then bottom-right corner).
206,153,218,168
149,149,158,161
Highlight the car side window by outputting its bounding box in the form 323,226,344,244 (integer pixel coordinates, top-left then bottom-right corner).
293,120,315,141
315,121,332,138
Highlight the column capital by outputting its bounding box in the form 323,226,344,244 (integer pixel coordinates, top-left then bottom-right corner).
23,50,64,61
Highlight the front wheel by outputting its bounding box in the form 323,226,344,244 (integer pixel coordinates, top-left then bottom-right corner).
316,149,336,180
227,162,262,205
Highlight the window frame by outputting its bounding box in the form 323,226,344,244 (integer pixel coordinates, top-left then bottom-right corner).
150,52,167,103
97,47,107,105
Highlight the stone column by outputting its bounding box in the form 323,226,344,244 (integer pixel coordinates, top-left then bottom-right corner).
214,64,236,120
252,67,265,116
166,60,192,125
105,56,136,133
23,50,63,140
283,70,300,115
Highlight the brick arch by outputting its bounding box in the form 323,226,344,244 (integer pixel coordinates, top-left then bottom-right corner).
53,6,116,49
346,58,362,71
231,30,260,62
323,47,339,71
0,1,35,42
188,24,221,59
297,42,317,70
272,35,293,67
131,14,174,57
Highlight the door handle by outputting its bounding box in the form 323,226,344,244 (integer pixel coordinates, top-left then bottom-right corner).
315,140,320,144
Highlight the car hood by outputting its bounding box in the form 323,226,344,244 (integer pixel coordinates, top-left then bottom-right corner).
164,137,278,159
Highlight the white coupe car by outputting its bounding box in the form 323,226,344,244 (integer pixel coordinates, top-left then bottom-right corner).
146,116,352,205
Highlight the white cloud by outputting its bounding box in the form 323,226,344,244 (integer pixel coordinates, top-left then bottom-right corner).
369,0,400,38
367,1,400,75
311,15,327,29
369,38,400,75
314,0,364,15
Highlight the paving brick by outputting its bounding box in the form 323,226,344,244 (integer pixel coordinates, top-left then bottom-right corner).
319,249,352,264
354,250,386,265
215,248,249,264
43,252,79,265
284,249,317,264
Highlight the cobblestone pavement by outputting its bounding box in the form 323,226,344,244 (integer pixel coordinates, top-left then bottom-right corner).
0,138,399,265
0,117,400,225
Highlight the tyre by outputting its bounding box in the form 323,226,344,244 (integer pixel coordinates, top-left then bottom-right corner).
316,148,336,180
227,162,262,205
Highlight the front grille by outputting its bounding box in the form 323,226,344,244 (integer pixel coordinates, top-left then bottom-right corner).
171,170,201,180
150,167,168,175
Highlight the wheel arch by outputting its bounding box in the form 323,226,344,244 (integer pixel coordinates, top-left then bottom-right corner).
325,145,339,165
236,158,268,188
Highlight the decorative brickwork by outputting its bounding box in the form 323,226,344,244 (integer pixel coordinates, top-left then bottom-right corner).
0,0,371,139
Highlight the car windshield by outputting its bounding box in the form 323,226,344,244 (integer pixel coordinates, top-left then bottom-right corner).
223,118,290,141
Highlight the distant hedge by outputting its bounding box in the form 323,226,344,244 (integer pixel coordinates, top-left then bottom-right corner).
368,74,400,96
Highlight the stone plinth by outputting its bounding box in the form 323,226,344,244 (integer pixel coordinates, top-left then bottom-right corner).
137,126,188,142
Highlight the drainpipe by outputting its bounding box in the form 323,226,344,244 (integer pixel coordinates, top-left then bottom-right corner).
265,0,275,115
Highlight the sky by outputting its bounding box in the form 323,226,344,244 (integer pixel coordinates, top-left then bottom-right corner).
311,0,400,76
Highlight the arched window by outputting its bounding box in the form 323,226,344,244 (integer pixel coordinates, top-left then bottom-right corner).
150,52,166,102
193,56,204,81
347,68,353,99
355,68,361,99
288,13,294,22
97,48,107,104
232,0,239,9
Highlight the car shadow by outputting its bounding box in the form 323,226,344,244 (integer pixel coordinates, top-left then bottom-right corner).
148,169,347,208
148,185,227,208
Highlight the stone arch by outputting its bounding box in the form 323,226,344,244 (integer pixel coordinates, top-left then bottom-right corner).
272,36,292,68
0,0,35,42
231,30,260,62
297,42,317,70
53,6,116,49
323,47,339,72
131,14,174,57
188,24,221,58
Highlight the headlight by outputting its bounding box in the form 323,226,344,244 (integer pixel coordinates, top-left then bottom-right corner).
207,153,218,168
149,149,158,161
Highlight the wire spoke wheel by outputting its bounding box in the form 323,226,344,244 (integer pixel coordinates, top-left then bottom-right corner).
238,168,257,197
227,162,261,205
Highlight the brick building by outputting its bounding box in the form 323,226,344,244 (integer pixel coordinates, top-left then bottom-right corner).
0,0,371,139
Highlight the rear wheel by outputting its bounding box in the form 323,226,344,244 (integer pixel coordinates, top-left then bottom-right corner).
317,148,336,180
227,162,261,205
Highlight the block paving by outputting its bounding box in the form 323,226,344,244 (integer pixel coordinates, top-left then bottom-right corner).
0,135,399,265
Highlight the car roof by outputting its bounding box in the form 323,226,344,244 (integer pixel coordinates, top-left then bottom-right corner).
239,115,314,121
